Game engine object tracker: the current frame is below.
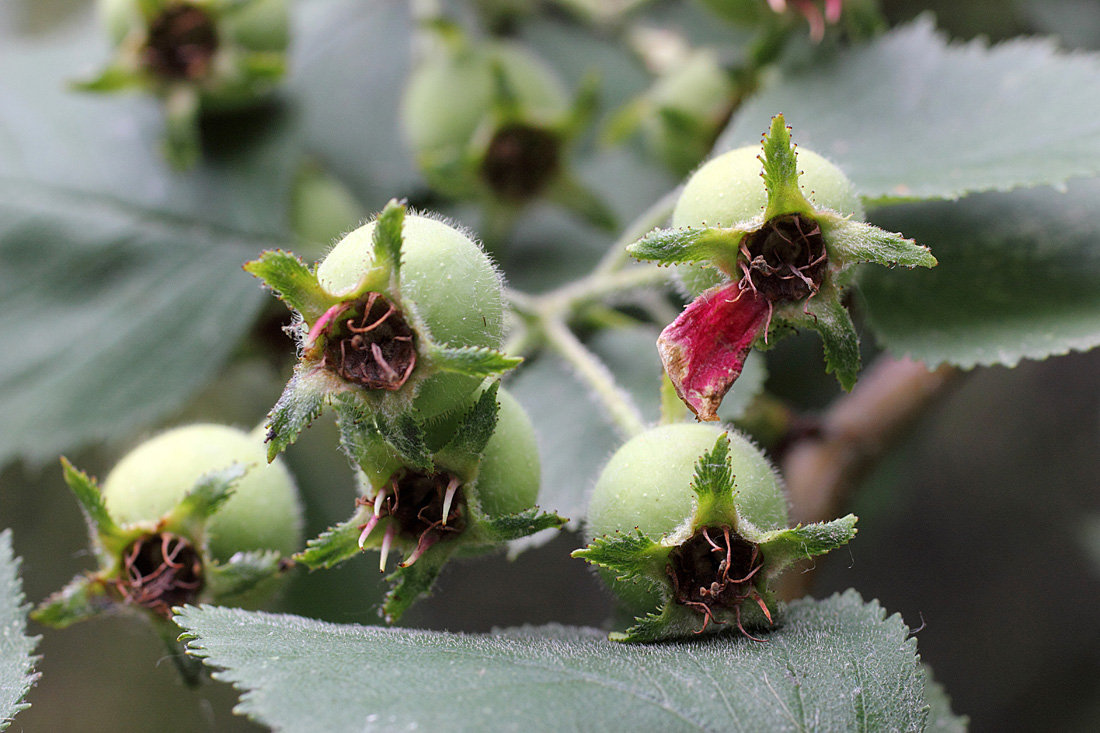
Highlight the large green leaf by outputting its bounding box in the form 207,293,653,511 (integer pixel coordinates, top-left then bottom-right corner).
859,178,1100,368
175,590,954,732
719,16,1100,204
0,16,297,465
0,530,39,731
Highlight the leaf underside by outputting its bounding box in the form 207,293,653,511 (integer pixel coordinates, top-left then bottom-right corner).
0,530,39,730
175,590,957,732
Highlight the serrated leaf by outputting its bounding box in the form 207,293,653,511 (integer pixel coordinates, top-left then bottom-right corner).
205,550,284,600
265,368,333,460
719,16,1100,203
792,289,861,391
860,180,1100,368
690,434,739,523
758,515,859,575
369,199,405,279
175,590,931,732
476,508,568,543
429,345,523,379
627,226,744,272
294,519,363,571
761,115,814,219
244,250,334,324
0,530,39,730
0,17,297,468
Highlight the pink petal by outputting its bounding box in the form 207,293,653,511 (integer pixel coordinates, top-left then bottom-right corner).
658,282,770,422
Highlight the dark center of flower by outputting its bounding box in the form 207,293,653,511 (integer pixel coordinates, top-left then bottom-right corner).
142,4,219,82
324,292,417,390
666,526,770,639
481,123,561,201
115,532,203,618
740,213,827,302
358,470,465,568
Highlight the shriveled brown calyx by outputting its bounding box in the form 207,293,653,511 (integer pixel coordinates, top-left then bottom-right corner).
481,123,561,201
667,525,772,640
113,532,204,618
142,4,220,81
322,292,417,391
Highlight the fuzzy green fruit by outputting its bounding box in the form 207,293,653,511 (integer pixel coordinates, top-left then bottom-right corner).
674,145,863,296
584,423,786,612
315,213,505,419
103,423,303,561
467,386,540,519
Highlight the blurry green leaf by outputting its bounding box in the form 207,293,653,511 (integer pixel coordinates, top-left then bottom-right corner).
0,530,39,731
175,590,932,732
0,16,299,466
720,16,1100,204
923,665,969,733
860,179,1100,368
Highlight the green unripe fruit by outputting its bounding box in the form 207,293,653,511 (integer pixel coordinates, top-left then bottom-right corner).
471,387,541,519
103,423,303,562
585,423,786,611
674,145,862,296
316,214,505,419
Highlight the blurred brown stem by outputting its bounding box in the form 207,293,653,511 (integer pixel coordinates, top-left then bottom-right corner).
778,356,960,598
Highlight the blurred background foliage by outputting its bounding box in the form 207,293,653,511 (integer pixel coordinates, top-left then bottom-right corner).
1,0,1099,730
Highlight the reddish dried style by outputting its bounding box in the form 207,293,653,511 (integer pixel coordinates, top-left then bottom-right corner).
667,526,773,641
357,470,465,569
323,292,417,390
114,532,203,618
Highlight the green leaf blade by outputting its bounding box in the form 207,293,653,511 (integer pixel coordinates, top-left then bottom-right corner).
719,16,1100,203
174,590,933,732
0,530,39,730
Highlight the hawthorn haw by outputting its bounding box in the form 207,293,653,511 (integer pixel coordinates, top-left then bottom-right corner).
246,200,521,461
295,383,564,623
32,424,303,682
574,423,856,642
629,114,936,421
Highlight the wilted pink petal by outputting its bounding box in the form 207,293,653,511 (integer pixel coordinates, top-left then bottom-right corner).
825,0,843,23
793,0,826,41
658,281,770,422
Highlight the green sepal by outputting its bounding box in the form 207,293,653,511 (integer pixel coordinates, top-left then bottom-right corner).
820,215,938,278
163,84,201,170
474,507,568,543
164,464,246,539
152,614,205,687
59,457,127,555
789,287,862,391
544,173,618,232
371,411,435,474
488,59,523,122
334,408,406,490
135,0,166,21
30,575,111,629
70,64,147,93
204,550,285,600
758,515,859,577
689,433,741,527
265,367,334,461
427,344,522,380
628,226,745,274
369,199,406,281
761,114,815,220
243,250,337,325
237,51,287,82
600,98,646,146
432,383,500,476
294,518,363,571
570,529,670,592
610,606,674,643
381,551,449,624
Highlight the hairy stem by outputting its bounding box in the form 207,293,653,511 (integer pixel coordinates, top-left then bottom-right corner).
542,317,648,439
